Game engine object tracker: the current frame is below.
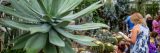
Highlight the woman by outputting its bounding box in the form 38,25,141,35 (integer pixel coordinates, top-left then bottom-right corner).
149,32,158,53
145,14,153,32
152,10,160,52
123,12,149,53
152,13,160,36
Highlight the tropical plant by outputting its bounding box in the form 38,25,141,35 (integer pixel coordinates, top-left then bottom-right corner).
95,0,130,31
0,0,109,53
146,2,159,17
90,29,123,53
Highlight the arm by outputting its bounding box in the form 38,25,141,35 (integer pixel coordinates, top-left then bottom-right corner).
125,25,139,44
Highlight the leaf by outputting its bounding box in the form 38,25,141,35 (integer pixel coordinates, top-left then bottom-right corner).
59,42,75,53
55,21,70,27
29,24,51,34
55,28,96,42
74,40,98,46
61,1,103,20
49,30,65,47
43,43,57,53
12,32,32,49
25,33,47,53
37,0,47,14
65,23,110,30
0,5,39,22
24,0,45,16
50,0,59,16
57,0,83,15
10,0,41,21
0,19,51,34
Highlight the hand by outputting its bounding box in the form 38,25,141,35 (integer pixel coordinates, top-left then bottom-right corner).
123,35,130,40
118,32,130,41
118,32,129,38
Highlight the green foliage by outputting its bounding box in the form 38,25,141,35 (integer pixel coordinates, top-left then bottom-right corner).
0,0,109,53
92,0,130,31
146,2,159,17
1,49,25,53
90,29,123,53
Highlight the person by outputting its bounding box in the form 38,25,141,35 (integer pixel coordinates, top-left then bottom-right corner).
123,12,149,53
125,15,134,33
115,40,129,53
117,41,126,53
149,32,158,53
152,10,160,53
145,14,153,32
152,10,160,36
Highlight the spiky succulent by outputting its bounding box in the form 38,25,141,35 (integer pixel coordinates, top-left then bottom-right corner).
0,0,109,53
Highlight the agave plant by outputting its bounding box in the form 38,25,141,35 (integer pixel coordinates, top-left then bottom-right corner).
0,0,109,53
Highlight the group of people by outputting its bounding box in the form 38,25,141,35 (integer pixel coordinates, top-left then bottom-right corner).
145,10,160,53
116,10,160,53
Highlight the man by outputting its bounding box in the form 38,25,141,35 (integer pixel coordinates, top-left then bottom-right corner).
124,15,134,33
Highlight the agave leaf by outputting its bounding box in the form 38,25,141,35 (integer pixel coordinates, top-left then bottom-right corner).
25,33,47,53
42,0,56,15
65,23,110,30
37,0,47,14
42,0,51,11
12,32,32,49
61,1,103,20
49,30,65,47
10,0,41,20
57,0,83,15
55,28,96,42
27,0,45,16
55,21,70,27
74,40,98,46
50,0,59,16
43,43,57,53
18,0,41,17
0,5,39,22
29,24,51,34
59,42,75,53
0,19,50,34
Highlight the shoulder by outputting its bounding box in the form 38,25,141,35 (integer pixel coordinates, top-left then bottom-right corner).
126,16,130,20
133,25,140,29
132,25,140,32
127,16,130,19
125,16,130,22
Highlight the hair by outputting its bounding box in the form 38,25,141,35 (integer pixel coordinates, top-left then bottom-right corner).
150,32,158,38
157,10,160,15
157,16,160,21
118,42,125,52
145,14,152,20
130,12,147,26
156,10,160,21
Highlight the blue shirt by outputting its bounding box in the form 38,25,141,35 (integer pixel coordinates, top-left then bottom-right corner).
125,16,134,30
